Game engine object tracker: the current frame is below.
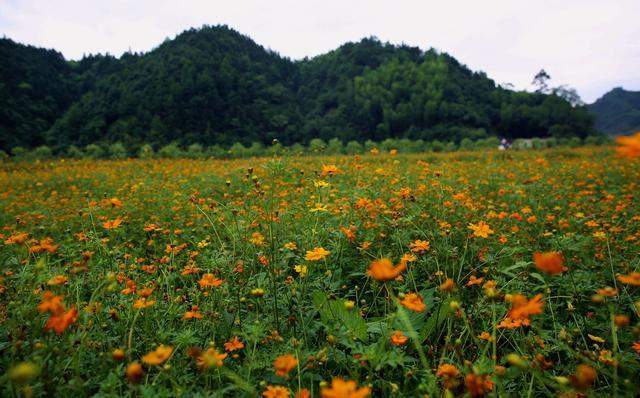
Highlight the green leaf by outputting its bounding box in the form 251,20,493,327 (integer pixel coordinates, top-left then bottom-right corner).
312,291,368,341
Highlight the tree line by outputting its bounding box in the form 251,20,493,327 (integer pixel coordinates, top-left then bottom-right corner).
1,25,598,153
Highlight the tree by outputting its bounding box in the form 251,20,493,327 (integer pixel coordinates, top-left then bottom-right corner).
532,69,551,94
552,85,584,107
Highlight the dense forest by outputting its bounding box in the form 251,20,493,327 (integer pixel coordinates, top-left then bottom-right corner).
588,87,640,135
1,25,597,152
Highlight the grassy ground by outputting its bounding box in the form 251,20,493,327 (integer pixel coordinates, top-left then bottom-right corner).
1,147,639,397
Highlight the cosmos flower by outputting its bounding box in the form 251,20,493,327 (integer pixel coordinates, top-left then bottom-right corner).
141,345,173,366
367,258,406,281
390,330,408,346
615,131,640,158
263,385,291,398
533,251,567,275
321,378,370,398
468,221,494,238
196,348,227,369
400,293,426,312
305,247,330,261
273,354,298,377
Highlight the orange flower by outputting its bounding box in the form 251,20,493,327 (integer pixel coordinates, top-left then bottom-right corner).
4,232,29,245
44,307,78,334
436,363,460,379
632,341,640,354
321,164,341,177
182,305,203,320
439,278,456,292
508,294,544,319
102,218,123,229
112,348,126,361
390,330,408,346
198,273,223,289
274,354,298,377
400,293,426,312
133,298,155,309
466,275,484,286
498,294,544,328
367,258,406,281
263,385,291,398
224,336,245,352
615,131,640,158
533,252,566,275
468,221,494,238
141,345,173,366
47,275,68,286
321,378,370,398
569,364,597,390
38,291,65,314
617,272,640,286
465,373,494,397
29,238,59,254
196,348,227,369
305,247,330,261
125,362,144,383
409,239,430,253
295,388,311,398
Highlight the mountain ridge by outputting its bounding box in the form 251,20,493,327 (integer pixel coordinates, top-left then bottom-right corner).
588,87,640,135
0,24,597,151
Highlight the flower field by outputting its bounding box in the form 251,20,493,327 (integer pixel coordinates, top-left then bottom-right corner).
1,144,640,397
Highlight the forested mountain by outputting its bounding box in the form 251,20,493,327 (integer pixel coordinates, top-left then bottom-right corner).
588,88,640,135
1,25,597,151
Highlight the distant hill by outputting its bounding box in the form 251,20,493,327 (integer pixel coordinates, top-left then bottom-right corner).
588,87,640,135
1,25,596,151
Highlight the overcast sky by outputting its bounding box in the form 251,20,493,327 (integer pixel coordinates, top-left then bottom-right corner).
2,0,638,102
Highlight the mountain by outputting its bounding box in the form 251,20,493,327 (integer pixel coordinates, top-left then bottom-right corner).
1,25,597,152
588,87,640,135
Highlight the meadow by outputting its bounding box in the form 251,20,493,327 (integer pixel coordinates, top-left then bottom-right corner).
1,145,639,397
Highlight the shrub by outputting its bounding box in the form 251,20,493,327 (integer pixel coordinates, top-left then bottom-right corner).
11,146,28,160
85,144,105,159
228,142,248,158
207,145,226,159
32,146,53,160
247,142,265,158
186,143,204,159
327,138,344,154
289,143,305,156
345,141,363,154
459,138,474,151
108,142,128,159
431,140,444,153
65,145,84,159
158,143,183,158
137,144,155,159
308,138,327,153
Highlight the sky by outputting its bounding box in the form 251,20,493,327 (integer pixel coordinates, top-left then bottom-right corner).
1,0,638,103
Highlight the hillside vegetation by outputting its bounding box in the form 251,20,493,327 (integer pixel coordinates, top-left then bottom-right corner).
1,25,596,152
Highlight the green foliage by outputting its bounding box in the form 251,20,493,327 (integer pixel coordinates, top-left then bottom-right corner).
84,144,105,159
108,142,128,159
158,143,183,158
0,27,596,152
308,138,327,153
588,87,640,135
137,144,155,159
32,146,53,160
65,145,84,159
186,143,205,159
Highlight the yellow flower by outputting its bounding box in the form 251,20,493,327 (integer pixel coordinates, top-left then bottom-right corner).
468,221,494,238
294,264,308,277
141,345,173,366
196,348,227,369
305,247,330,261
